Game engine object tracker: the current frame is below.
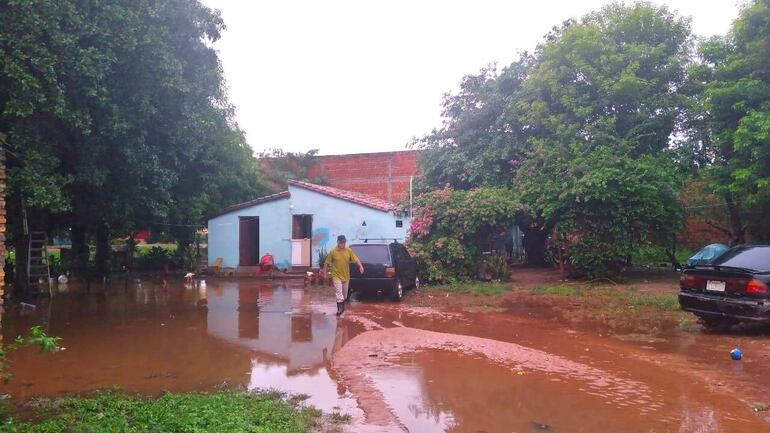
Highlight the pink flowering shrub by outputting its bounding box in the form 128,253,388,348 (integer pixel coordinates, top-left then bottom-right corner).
406,186,526,283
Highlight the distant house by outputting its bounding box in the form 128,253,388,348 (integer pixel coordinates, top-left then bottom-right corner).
207,180,410,270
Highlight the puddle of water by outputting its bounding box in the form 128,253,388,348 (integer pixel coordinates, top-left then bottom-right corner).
1,279,769,432
371,349,743,433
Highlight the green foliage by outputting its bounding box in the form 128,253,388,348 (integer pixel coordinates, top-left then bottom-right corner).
481,253,509,281
413,3,694,275
694,0,770,242
259,149,327,192
412,63,531,189
1,0,267,286
136,246,176,271
5,390,319,433
316,247,328,270
511,2,691,277
406,187,525,282
179,245,200,273
632,244,694,267
0,326,60,383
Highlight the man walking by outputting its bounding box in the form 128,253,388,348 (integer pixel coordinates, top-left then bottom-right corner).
323,235,364,315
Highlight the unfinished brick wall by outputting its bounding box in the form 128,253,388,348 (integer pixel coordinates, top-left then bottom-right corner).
307,150,421,203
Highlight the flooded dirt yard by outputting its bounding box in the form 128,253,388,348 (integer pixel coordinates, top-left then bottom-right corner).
3,277,770,432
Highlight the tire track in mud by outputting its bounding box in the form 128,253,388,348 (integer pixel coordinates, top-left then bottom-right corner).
332,317,661,431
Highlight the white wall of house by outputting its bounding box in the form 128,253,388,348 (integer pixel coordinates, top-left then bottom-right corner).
207,197,291,269
207,185,411,269
288,185,410,267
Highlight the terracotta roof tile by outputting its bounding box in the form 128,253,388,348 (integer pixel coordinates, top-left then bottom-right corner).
287,179,395,212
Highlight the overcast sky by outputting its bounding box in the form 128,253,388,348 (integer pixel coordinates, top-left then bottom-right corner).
202,0,741,156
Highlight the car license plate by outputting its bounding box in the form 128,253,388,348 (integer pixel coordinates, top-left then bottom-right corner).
706,280,726,292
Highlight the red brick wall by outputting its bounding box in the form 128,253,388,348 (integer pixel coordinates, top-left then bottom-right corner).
307,150,421,203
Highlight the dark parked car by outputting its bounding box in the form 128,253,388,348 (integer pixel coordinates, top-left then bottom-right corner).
348,241,418,301
679,245,770,327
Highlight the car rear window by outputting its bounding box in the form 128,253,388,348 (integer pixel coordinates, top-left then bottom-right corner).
711,246,770,272
350,244,391,265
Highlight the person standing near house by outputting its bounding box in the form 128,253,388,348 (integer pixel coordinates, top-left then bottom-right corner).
323,235,364,316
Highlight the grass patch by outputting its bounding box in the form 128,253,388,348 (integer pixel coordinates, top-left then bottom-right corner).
530,284,583,297
330,412,352,423
435,281,510,296
3,390,320,433
626,292,679,311
679,316,697,332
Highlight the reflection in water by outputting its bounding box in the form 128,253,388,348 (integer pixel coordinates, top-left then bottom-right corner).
370,367,455,433
2,279,769,433
206,283,344,374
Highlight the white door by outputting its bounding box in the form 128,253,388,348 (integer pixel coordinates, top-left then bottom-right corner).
291,239,311,267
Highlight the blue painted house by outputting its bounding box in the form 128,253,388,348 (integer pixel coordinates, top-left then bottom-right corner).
207,180,411,270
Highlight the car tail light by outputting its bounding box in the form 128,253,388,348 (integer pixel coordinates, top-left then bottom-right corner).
680,274,698,289
746,279,769,295
385,267,396,278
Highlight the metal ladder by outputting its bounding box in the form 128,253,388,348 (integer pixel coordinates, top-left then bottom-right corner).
28,231,51,296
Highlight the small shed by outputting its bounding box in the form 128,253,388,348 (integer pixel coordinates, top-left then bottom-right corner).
207,180,410,270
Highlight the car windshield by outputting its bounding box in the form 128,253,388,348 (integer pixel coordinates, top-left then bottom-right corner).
711,246,770,272
350,244,391,265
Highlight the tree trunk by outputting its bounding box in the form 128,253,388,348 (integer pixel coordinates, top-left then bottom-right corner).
522,225,548,266
94,221,111,277
71,223,90,277
725,193,745,245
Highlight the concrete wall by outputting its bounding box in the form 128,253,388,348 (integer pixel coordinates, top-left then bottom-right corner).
288,185,410,267
208,185,411,269
207,197,291,269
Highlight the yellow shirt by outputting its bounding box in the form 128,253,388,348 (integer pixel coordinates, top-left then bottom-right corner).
325,246,360,281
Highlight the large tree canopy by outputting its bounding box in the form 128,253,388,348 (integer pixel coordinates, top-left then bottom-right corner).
414,2,694,276
1,0,264,287
412,62,531,189
691,0,770,244
512,2,691,275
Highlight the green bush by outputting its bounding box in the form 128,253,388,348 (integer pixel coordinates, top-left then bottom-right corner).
481,252,509,281
136,246,176,271
406,187,525,283
631,243,694,267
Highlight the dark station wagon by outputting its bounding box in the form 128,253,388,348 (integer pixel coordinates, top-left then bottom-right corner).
348,241,419,301
679,245,770,327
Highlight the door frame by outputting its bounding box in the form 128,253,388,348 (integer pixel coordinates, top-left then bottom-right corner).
291,214,313,267
238,216,260,266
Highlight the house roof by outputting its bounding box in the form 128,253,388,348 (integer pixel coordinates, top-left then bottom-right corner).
211,181,397,220
212,191,290,218
287,179,396,212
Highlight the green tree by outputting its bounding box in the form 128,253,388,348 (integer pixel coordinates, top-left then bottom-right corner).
412,62,531,190
512,2,692,276
1,0,264,294
258,149,327,193
692,0,770,244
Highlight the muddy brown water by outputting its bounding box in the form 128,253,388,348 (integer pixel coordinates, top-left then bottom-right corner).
2,279,770,432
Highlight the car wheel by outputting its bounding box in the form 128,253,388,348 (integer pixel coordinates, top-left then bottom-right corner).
391,280,404,301
346,287,353,301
